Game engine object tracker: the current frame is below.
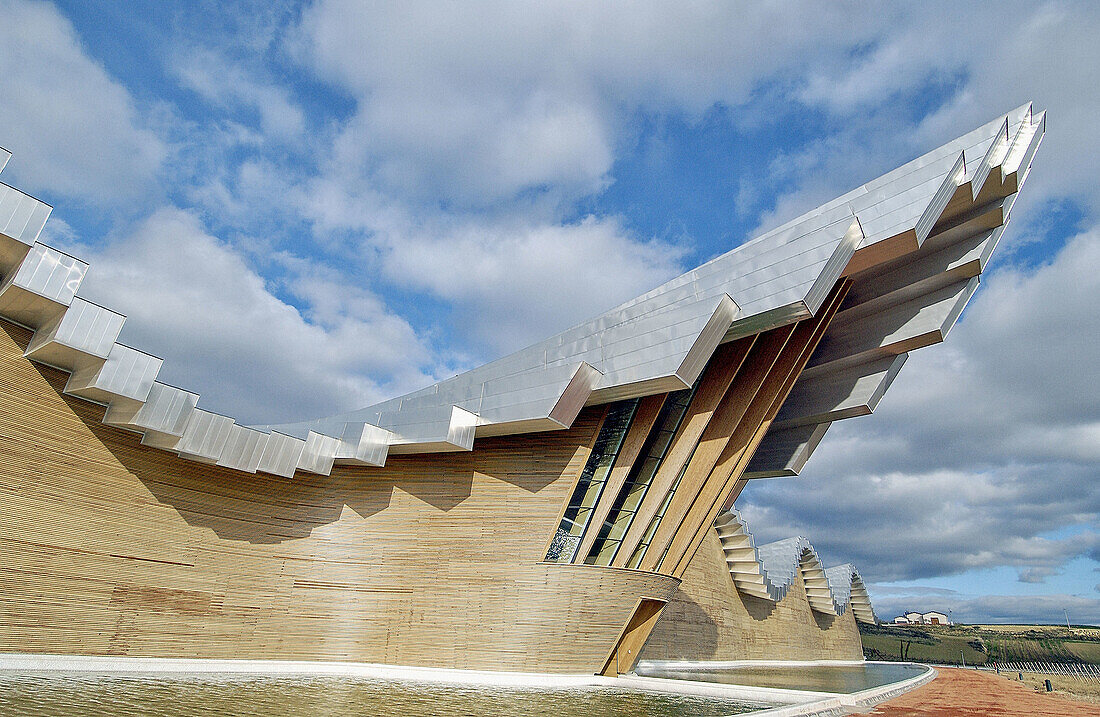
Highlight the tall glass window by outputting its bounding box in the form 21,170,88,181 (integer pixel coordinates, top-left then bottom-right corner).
544,399,639,563
584,384,698,566
624,443,696,569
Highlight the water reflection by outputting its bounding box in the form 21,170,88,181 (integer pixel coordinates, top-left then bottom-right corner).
637,662,926,694
0,673,766,717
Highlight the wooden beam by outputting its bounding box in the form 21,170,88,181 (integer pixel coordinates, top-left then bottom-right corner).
662,280,851,577
632,327,797,573
609,336,757,568
573,393,666,563
598,598,667,676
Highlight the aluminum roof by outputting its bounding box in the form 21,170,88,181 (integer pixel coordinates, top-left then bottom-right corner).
0,104,1043,477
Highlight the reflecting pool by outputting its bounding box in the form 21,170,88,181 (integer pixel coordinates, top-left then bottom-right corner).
0,672,769,717
636,662,926,694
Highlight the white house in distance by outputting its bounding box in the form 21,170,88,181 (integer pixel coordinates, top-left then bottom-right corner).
892,611,952,626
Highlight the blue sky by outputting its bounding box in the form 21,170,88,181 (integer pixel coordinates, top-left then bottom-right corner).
1,0,1097,623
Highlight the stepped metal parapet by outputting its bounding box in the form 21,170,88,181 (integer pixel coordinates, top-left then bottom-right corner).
216,425,270,473
0,104,1044,480
825,564,877,624
748,103,1045,478
64,342,162,406
0,180,51,272
256,431,308,478
24,297,124,370
104,381,198,445
713,509,877,622
0,242,86,328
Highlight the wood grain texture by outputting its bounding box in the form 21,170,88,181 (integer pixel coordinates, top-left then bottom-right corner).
663,281,851,577
599,598,667,676
612,337,756,568
0,320,679,674
639,530,864,662
637,327,797,573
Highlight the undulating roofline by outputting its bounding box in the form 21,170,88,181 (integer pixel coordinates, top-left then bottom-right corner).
0,103,1044,478
714,509,876,623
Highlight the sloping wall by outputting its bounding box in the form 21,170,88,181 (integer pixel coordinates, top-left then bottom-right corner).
640,529,863,662
0,321,679,673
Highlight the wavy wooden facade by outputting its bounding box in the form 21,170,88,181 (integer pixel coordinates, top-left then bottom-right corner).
0,107,1046,674
0,305,848,674
640,530,863,662
0,321,685,673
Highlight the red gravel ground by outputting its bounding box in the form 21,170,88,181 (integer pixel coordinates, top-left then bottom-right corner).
869,667,1100,716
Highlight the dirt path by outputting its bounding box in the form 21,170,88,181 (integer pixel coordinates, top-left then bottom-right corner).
869,667,1100,716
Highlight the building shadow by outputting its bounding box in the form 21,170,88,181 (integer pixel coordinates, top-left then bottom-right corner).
12,319,583,547
641,592,719,660
742,593,779,621
812,609,837,630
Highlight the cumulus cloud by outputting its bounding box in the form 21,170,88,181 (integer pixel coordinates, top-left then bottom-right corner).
754,0,1100,231
70,208,434,425
373,214,685,354
293,172,686,358
0,0,166,204
739,228,1100,587
296,0,884,206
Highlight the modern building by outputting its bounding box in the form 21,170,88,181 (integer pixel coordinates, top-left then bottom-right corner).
893,610,951,626
0,104,1044,674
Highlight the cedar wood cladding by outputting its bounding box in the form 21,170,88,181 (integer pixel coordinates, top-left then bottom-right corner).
640,530,863,663
0,321,679,673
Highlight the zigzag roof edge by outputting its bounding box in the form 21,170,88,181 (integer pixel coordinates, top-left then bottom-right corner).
267,106,1036,451
825,563,878,624
0,105,1042,476
746,103,1046,478
714,508,877,622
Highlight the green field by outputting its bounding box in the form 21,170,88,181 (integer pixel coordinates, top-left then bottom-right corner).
859,623,1100,666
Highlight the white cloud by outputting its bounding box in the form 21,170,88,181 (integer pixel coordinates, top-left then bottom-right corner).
70,208,434,425
869,589,1100,625
175,48,306,141
373,214,685,354
293,171,686,358
0,0,166,204
755,1,1100,232
296,0,885,206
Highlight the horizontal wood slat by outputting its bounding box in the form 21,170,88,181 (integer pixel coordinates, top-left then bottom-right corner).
663,281,851,577
0,320,679,674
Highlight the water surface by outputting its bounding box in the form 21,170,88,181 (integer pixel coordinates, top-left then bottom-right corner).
636,662,925,694
0,672,767,717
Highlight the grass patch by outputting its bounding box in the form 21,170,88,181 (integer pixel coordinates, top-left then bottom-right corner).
860,623,1100,666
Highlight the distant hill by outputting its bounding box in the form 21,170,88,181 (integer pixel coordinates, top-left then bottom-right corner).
859,622,1100,666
